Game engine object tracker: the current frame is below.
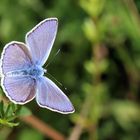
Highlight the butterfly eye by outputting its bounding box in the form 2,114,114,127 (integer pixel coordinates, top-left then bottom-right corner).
43,69,47,73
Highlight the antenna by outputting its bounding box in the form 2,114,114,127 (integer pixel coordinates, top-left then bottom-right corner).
46,72,67,90
45,49,61,68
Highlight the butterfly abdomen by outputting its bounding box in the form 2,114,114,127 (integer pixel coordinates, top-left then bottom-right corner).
5,65,45,79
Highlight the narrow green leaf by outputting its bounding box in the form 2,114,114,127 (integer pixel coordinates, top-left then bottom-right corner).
6,115,18,122
5,104,11,117
0,101,5,118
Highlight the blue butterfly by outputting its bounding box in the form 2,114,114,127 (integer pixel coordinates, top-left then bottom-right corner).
0,18,74,114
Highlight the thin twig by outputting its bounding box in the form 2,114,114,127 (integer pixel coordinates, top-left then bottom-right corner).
68,95,92,140
68,43,108,140
20,115,66,140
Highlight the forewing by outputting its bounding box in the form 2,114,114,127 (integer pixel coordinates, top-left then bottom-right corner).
1,41,32,75
26,18,58,66
1,76,36,104
36,77,74,114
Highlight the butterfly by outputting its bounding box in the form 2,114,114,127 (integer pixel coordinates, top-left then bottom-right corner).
0,18,75,114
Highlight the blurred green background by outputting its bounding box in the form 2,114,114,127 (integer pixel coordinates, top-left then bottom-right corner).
0,0,140,140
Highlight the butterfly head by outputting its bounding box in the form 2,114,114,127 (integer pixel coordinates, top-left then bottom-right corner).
43,69,47,73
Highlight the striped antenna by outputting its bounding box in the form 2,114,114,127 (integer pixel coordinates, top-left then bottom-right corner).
45,49,60,68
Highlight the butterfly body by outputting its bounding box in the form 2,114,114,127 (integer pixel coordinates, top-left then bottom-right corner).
5,65,45,78
0,18,74,114
27,65,45,78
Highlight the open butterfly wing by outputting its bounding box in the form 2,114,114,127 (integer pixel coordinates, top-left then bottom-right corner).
1,42,36,104
1,42,32,75
36,77,75,114
2,75,36,104
26,18,58,66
